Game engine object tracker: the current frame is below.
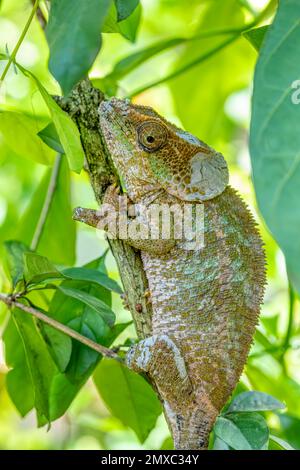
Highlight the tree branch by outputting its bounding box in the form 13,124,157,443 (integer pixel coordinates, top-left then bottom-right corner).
0,293,122,362
0,0,39,87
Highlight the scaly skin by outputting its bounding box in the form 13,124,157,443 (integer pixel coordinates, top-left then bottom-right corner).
75,98,266,449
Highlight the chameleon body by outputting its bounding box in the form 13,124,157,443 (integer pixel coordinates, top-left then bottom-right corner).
75,98,266,449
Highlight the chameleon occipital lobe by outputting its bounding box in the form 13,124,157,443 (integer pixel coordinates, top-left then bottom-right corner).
75,98,266,450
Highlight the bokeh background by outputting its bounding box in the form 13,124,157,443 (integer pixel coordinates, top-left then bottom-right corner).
0,0,299,450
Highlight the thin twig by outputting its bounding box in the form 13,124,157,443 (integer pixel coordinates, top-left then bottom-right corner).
129,0,276,98
0,293,122,362
129,34,238,98
283,282,296,351
0,0,39,87
30,154,62,251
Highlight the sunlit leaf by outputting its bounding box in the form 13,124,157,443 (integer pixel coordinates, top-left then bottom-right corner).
93,358,162,443
11,308,57,426
33,80,84,173
16,64,85,173
0,111,54,165
37,122,64,154
3,317,35,416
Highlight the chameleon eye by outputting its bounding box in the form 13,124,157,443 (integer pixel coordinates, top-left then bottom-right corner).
137,121,168,152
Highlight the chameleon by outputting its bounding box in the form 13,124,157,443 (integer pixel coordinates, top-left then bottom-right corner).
74,97,266,450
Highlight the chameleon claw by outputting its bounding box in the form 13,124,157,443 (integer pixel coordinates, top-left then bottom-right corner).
144,289,152,304
120,293,130,310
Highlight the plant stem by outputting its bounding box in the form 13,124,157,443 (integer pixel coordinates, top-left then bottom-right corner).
30,154,62,251
31,0,47,30
129,34,238,98
0,0,39,87
0,293,122,362
129,0,276,98
283,282,296,351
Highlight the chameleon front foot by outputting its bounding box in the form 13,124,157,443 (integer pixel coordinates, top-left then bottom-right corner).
143,289,152,304
126,334,193,405
120,293,130,310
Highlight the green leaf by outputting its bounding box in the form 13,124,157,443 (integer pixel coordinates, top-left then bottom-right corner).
93,358,162,443
58,286,116,327
250,0,300,294
277,414,300,449
11,308,57,426
214,416,252,450
229,413,269,450
24,252,62,285
62,267,122,294
46,0,111,95
17,157,76,265
213,436,230,450
40,324,72,373
102,2,141,43
269,435,294,450
3,317,34,416
0,111,54,165
4,240,29,288
226,391,285,413
114,0,139,22
160,436,174,450
214,413,269,450
106,37,184,83
43,259,128,418
37,122,64,154
46,255,122,385
247,363,300,419
33,80,84,173
169,1,254,147
243,25,269,51
17,64,85,173
118,4,141,43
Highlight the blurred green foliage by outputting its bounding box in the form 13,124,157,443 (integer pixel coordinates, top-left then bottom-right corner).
0,0,299,450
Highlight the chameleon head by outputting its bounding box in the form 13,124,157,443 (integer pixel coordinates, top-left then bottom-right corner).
99,97,229,203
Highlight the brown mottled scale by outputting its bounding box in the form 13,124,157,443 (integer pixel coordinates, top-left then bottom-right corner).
141,186,265,447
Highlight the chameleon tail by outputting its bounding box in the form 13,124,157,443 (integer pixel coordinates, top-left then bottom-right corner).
126,335,218,450
164,400,218,450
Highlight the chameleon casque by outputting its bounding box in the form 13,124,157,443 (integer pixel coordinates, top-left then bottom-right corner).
75,97,266,450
